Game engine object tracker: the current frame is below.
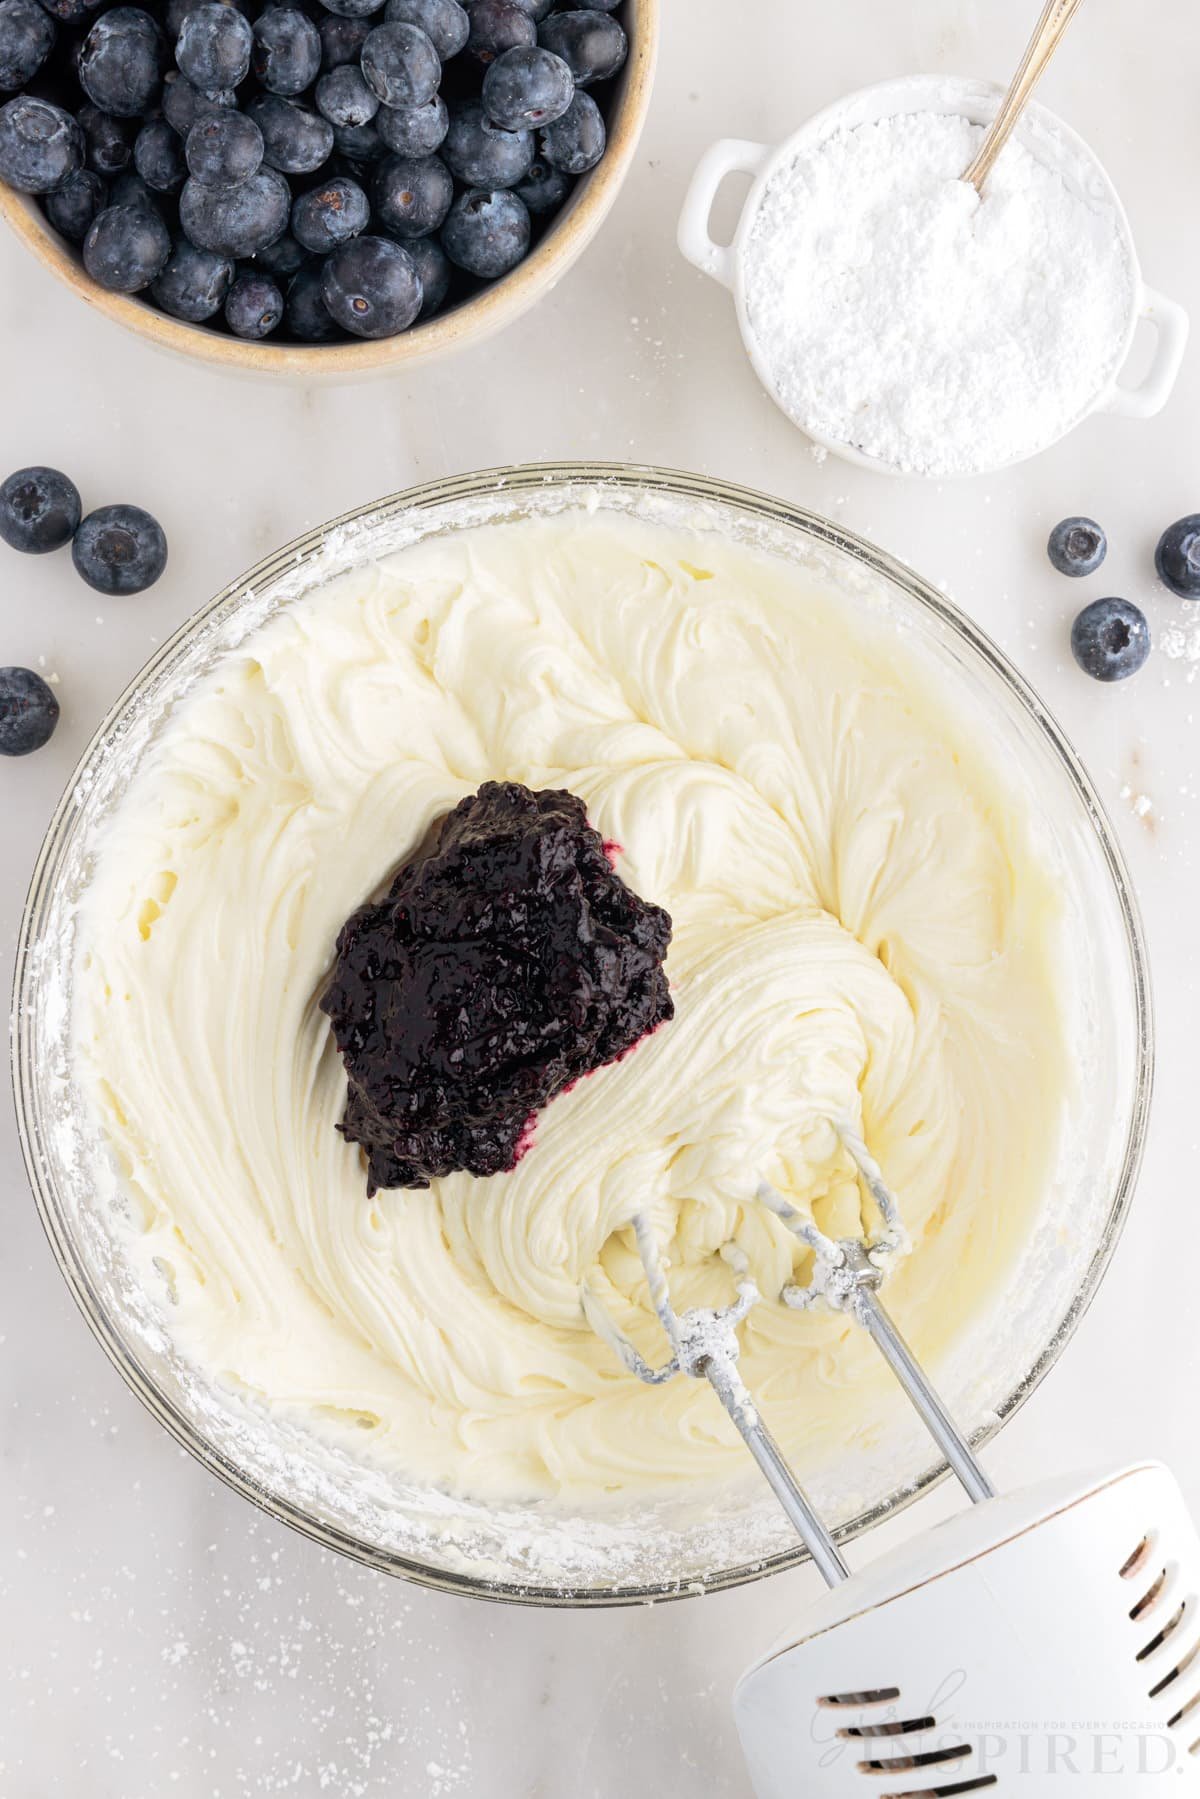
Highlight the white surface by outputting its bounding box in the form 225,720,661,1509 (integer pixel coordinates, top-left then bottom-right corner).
2,0,1200,1792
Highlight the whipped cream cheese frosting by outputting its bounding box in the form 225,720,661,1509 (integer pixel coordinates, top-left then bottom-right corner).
75,510,1066,1500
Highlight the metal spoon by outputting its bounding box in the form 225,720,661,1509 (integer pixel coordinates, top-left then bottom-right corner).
963,0,1088,193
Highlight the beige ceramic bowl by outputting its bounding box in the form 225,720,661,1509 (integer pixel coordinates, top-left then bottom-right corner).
0,1,657,377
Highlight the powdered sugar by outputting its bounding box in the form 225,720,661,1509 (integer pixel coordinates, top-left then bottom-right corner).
742,109,1134,476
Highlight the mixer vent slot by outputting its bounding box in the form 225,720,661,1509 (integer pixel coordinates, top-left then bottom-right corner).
1137,1600,1188,1662
1120,1534,1154,1580
1152,1636,1199,1702
878,1779,996,1798
820,1687,901,1707
840,1717,936,1739
859,1743,971,1774
1130,1568,1167,1620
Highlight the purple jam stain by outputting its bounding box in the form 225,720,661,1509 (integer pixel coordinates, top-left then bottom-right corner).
320,781,674,1193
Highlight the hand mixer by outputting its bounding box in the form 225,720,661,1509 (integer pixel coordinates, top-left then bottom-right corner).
584,1124,1200,1795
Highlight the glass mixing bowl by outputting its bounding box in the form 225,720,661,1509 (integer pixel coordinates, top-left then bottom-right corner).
11,463,1152,1605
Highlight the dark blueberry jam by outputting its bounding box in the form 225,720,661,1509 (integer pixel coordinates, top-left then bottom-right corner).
321,781,673,1193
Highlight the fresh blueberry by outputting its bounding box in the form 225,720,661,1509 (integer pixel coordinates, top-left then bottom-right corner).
0,0,56,92
185,109,263,184
150,236,234,318
482,45,572,129
0,465,81,554
78,102,133,176
361,21,440,108
78,8,165,118
505,0,554,18
245,93,333,173
108,168,161,211
43,166,107,240
1047,516,1106,578
133,118,186,193
441,185,528,276
383,0,467,59
513,153,567,214
1155,515,1200,599
224,267,283,336
0,667,59,757
319,0,385,18
538,89,603,172
251,5,320,95
72,502,167,595
332,117,384,162
180,166,289,255
291,172,368,250
564,0,620,9
375,92,446,156
321,232,421,336
82,200,170,289
442,97,531,187
318,10,370,65
161,72,234,137
388,225,443,314
315,63,379,128
464,0,534,65
176,3,252,89
250,227,304,277
34,0,105,21
372,150,451,236
0,96,83,193
1070,597,1150,682
285,261,339,338
537,9,625,85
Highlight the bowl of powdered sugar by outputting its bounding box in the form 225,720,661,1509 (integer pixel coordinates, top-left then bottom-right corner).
678,74,1188,478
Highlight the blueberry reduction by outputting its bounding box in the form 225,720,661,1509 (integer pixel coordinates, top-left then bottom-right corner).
321,781,673,1193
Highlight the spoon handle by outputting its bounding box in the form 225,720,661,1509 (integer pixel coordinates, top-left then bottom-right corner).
963,0,1088,193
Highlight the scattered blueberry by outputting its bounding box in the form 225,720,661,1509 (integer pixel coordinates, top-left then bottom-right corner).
442,184,528,276
442,97,531,187
1070,597,1150,683
1047,516,1107,578
376,91,447,156
319,0,385,18
539,89,603,173
250,227,304,278
321,231,421,335
43,165,105,239
382,0,467,59
567,0,621,10
72,502,167,595
513,152,567,214
0,0,55,93
251,5,320,96
360,20,440,108
161,71,233,136
506,0,554,17
78,101,133,175
180,166,290,256
133,117,185,192
34,0,104,21
315,62,379,128
0,666,59,756
185,109,263,185
404,226,449,313
537,9,625,85
108,167,159,211
78,7,164,118
291,172,369,251
1155,515,1200,599
285,260,339,338
0,94,82,192
0,465,81,554
317,10,370,67
372,150,451,236
245,93,333,174
82,199,170,288
175,3,252,90
482,45,572,129
150,235,234,319
333,117,384,162
224,267,283,337
464,0,534,66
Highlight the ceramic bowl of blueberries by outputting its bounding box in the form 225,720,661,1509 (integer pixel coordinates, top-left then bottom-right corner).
0,0,656,373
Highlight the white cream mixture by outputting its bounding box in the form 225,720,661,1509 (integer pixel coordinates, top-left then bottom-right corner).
75,511,1067,1501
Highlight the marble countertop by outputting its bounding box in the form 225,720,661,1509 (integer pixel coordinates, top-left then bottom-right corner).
4,0,1200,1792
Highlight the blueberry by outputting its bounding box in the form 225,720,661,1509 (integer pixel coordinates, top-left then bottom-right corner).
0,0,55,92
250,227,304,277
185,109,263,183
319,0,384,17
161,73,234,137
506,0,553,18
372,150,451,236
482,45,572,129
134,118,186,192
180,166,289,255
361,21,440,108
402,226,448,313
442,185,528,276
224,267,283,336
564,0,620,10
321,232,420,336
43,167,107,240
375,92,446,156
245,93,333,173
1155,515,1200,599
78,102,134,175
108,168,160,212
34,0,105,21
318,10,370,65
315,63,379,128
0,466,81,554
538,89,602,172
0,667,59,757
513,153,566,214
1047,516,1106,578
285,261,339,338
82,201,170,289
464,0,534,66
382,0,467,59
290,172,368,250
1070,597,1150,682
78,8,165,118
150,236,233,318
176,3,252,90
332,117,384,162
442,98,531,187
537,9,625,85
0,96,83,193
72,503,167,595
251,5,320,95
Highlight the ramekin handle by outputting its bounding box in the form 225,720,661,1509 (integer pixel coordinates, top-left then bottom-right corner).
677,139,771,290
1103,287,1190,419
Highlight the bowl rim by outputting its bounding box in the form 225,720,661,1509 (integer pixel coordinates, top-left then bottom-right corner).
9,460,1155,1606
0,0,658,377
